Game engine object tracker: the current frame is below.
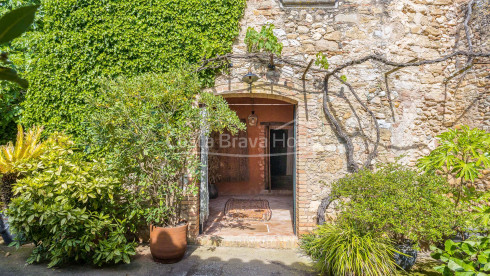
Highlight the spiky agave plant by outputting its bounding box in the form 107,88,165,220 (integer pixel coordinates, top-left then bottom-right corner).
0,125,46,205
301,223,398,276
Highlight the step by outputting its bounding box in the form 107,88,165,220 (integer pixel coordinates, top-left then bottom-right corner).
259,190,293,195
194,235,299,249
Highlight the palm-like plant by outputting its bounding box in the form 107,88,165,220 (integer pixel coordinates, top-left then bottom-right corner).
418,126,490,205
0,125,45,205
301,223,398,276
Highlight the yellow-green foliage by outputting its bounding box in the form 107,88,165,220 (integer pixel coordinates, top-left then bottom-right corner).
0,125,46,174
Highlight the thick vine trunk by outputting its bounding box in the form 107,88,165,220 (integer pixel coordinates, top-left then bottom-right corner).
317,195,336,225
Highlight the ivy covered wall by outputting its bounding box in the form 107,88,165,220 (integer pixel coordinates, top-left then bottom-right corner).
0,0,246,140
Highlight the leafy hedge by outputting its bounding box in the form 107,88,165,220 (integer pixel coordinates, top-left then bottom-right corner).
0,0,246,138
8,134,136,267
331,163,459,246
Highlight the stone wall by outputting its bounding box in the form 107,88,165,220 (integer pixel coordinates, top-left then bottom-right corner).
198,0,489,237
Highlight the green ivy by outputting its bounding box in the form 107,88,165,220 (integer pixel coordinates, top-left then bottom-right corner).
0,0,246,139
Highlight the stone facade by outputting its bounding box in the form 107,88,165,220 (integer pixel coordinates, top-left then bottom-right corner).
183,0,488,240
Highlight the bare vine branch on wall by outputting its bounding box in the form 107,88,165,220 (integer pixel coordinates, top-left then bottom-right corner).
197,0,489,224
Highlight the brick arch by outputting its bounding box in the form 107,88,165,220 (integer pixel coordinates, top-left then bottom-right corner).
219,92,298,105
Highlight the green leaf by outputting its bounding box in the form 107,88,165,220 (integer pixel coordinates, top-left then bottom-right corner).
478,254,488,265
0,66,28,88
445,239,458,254
484,262,490,272
123,254,130,264
435,265,453,276
0,5,39,44
461,242,477,255
448,259,465,272
455,272,476,276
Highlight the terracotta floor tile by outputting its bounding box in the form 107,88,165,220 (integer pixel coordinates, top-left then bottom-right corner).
202,195,295,237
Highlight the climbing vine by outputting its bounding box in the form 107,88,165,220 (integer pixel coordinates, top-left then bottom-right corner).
0,0,246,139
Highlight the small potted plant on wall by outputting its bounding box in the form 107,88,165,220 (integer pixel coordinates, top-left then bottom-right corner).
86,69,244,263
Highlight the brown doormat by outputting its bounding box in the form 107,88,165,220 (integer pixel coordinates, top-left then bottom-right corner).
250,224,270,232
224,198,272,221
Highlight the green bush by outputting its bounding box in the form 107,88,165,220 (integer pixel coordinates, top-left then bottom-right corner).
85,69,244,227
0,0,246,139
7,134,136,267
301,223,398,276
245,24,283,56
418,126,490,233
431,236,490,275
332,163,459,247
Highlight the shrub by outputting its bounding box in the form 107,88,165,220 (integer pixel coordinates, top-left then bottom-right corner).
431,236,490,275
301,223,398,276
7,134,136,267
418,126,490,234
0,0,246,139
85,69,244,227
332,163,459,247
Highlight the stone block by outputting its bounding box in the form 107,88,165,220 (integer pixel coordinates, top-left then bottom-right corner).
324,31,341,41
335,14,359,23
315,40,339,52
297,26,309,34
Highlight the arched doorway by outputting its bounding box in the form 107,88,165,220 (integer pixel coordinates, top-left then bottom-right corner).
199,95,298,247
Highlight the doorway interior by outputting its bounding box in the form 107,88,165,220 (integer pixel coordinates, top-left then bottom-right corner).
199,96,297,245
268,126,294,191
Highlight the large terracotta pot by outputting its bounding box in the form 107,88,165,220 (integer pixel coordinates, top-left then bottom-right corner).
149,223,188,263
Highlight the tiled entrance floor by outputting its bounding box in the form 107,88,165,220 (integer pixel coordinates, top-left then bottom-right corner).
196,195,298,249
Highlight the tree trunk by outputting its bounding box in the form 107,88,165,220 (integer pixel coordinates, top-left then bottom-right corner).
1,173,17,206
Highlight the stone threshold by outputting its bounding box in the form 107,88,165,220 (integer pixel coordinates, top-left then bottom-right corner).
194,235,299,249
259,189,293,195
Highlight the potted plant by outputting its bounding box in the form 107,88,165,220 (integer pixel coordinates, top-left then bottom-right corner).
145,178,194,263
85,69,244,263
